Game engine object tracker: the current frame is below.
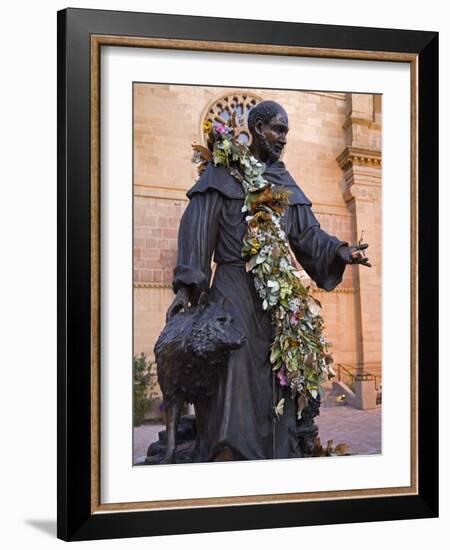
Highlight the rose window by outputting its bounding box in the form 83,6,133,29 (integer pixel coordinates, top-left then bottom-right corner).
202,93,262,146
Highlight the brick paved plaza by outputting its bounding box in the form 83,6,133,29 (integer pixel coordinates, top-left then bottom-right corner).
133,405,381,464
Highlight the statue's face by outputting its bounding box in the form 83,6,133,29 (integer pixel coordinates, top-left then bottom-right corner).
255,111,289,162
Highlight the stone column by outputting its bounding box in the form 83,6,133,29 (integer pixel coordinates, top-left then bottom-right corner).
336,94,382,409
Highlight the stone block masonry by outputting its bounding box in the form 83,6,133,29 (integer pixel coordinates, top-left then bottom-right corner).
133,84,382,407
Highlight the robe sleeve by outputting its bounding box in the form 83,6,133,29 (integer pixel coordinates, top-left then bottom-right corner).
172,189,223,295
287,204,348,291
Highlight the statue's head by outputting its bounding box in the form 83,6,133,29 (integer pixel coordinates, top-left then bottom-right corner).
248,100,289,163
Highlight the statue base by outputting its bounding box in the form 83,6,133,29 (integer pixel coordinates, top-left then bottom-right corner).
145,396,321,464
145,415,197,464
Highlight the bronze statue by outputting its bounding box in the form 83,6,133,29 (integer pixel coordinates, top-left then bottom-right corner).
150,100,370,464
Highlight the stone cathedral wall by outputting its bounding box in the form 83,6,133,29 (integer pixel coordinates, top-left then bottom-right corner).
133,84,382,393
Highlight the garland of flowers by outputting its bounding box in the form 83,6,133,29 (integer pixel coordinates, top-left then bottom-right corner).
192,119,335,418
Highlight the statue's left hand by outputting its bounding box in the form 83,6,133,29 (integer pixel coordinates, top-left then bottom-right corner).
166,286,190,323
337,243,372,268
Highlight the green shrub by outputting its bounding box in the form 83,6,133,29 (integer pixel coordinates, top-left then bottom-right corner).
133,353,151,426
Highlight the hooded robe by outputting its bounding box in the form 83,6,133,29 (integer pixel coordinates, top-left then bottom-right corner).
172,160,347,461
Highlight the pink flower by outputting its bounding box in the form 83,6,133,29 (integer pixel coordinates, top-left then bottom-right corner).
277,366,288,387
290,312,299,326
214,123,227,134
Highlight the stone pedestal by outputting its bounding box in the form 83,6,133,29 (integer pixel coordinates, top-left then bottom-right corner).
354,376,377,410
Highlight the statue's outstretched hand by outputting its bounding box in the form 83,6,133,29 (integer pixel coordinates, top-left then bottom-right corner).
166,286,190,323
337,243,372,268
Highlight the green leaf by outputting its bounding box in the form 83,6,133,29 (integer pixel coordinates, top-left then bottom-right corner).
246,255,258,272
270,347,281,363
267,280,280,291
274,398,285,419
297,394,309,419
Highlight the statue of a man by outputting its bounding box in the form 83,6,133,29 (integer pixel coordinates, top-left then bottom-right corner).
166,100,370,462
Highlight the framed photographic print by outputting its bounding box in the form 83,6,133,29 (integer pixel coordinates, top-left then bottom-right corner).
57,7,438,541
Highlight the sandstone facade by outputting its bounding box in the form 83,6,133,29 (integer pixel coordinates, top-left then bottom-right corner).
133,84,382,390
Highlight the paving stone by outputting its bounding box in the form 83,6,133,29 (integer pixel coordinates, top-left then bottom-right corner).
316,405,381,455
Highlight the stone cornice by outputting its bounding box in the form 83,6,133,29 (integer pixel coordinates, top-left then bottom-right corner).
312,287,355,295
336,146,382,171
133,282,355,294
134,282,172,289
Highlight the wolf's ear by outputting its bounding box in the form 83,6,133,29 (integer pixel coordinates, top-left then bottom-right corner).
220,296,229,308
198,291,209,309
